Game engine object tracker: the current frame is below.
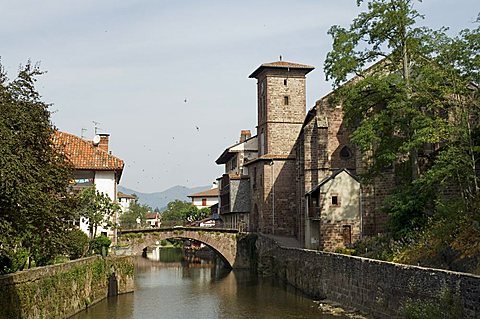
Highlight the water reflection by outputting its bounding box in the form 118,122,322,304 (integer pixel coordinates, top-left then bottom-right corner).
73,251,350,319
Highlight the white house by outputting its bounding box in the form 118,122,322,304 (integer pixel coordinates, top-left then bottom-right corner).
53,131,124,241
188,186,219,209
118,192,136,213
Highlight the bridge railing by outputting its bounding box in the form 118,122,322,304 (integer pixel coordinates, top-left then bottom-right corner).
118,226,240,235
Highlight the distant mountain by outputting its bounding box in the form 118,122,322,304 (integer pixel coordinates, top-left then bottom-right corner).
118,185,211,211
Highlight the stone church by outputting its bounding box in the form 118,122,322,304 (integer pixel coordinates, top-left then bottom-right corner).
216,59,392,251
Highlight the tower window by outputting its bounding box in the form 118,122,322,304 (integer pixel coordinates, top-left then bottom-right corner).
284,79,288,86
284,96,289,105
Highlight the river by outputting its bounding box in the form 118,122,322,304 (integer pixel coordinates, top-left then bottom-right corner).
72,249,353,319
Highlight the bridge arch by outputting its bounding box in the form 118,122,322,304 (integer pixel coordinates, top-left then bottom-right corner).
117,227,241,268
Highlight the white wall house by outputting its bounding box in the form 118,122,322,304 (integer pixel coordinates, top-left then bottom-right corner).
53,131,124,241
188,187,219,209
118,192,136,213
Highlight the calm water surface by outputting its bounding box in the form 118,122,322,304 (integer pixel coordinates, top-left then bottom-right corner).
73,253,349,319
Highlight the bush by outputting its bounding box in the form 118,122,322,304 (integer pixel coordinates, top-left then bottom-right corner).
90,235,112,256
64,229,90,259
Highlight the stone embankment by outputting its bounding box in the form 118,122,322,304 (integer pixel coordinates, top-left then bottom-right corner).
256,234,480,318
0,255,134,319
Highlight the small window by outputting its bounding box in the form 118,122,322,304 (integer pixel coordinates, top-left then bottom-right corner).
202,198,207,206
284,79,288,86
340,146,352,160
331,195,339,206
284,96,289,105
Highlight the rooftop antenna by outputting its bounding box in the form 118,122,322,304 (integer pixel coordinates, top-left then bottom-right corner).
81,128,87,139
92,121,100,135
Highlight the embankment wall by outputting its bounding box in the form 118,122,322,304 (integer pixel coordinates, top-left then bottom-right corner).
0,256,134,319
257,235,480,318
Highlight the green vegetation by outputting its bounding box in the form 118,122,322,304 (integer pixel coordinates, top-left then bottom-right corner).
64,229,90,260
0,62,77,274
325,0,480,273
161,199,210,226
119,200,151,229
403,288,463,319
90,235,112,256
77,186,120,239
0,256,134,319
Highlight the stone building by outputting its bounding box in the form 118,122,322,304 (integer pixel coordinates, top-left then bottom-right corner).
215,130,258,230
245,61,314,237
215,59,392,251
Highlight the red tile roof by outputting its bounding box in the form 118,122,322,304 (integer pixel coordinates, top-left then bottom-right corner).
188,188,219,198
249,60,314,78
53,131,124,171
146,212,159,219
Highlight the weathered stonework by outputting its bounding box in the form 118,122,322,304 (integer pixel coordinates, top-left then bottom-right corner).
257,235,480,319
0,256,134,319
117,227,254,269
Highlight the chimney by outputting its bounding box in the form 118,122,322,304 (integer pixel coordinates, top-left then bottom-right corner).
240,130,251,142
99,133,110,152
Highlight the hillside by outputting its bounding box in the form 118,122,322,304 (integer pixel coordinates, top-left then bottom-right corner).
118,185,211,211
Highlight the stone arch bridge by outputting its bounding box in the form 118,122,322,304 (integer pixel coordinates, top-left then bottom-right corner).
116,227,256,269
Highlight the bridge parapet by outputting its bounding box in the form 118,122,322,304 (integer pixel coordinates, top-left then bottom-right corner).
116,227,255,269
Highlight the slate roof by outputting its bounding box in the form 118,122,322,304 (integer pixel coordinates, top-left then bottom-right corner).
53,131,124,171
249,60,314,78
188,188,219,198
305,169,359,196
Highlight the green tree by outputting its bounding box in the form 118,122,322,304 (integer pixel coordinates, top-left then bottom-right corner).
120,200,151,229
325,0,478,219
161,200,210,226
77,186,120,239
64,228,90,260
0,61,76,273
325,1,480,271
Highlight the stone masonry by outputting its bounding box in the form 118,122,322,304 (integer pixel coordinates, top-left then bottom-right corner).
257,234,480,319
247,61,314,238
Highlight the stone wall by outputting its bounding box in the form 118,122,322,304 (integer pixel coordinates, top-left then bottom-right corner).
257,235,480,318
0,256,134,319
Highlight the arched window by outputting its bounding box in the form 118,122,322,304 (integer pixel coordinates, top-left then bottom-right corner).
340,146,352,160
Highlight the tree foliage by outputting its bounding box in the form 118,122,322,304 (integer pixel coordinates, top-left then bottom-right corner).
120,200,151,229
77,186,120,239
161,200,210,226
0,61,76,273
325,1,480,271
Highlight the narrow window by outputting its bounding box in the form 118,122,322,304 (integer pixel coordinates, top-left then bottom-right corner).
342,225,352,245
284,79,287,86
202,198,207,206
331,195,339,206
284,96,289,105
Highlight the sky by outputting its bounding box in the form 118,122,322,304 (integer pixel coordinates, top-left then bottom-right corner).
1,1,478,193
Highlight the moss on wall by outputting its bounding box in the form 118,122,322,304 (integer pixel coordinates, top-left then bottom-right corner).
0,256,134,319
